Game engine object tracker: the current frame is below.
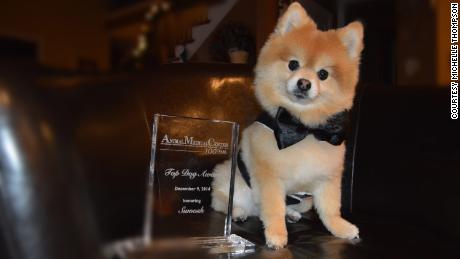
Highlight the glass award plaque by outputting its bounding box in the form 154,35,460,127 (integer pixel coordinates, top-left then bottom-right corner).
144,114,254,253
103,114,254,258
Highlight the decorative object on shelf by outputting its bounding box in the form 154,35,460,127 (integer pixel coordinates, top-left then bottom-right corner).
228,49,248,64
172,45,187,63
210,23,255,64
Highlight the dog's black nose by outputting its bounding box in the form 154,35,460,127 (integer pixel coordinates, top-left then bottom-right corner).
297,79,311,91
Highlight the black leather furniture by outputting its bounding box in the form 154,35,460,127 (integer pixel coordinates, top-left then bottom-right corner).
1,62,459,259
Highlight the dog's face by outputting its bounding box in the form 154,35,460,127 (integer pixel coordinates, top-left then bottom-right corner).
254,3,364,125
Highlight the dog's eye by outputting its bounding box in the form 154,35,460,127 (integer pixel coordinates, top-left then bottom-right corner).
317,69,329,80
288,60,299,71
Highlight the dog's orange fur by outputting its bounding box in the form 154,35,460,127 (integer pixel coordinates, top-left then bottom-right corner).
252,2,364,248
255,4,363,126
211,2,364,249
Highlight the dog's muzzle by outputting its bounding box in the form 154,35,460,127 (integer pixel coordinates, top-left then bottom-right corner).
293,78,311,99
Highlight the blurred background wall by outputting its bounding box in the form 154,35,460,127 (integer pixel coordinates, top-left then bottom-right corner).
0,0,454,87
0,0,109,71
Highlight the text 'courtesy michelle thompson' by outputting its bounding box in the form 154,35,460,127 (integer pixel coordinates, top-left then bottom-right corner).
451,2,458,119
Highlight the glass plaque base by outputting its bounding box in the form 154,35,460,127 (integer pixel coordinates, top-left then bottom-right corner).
102,234,255,258
188,234,256,254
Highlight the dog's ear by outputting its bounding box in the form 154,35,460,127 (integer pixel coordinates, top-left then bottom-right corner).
274,2,316,35
338,21,364,59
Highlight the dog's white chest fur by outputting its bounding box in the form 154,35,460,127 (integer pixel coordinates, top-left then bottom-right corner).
240,122,345,194
210,119,358,244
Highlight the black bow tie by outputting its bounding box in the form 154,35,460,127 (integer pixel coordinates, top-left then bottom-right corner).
267,107,349,149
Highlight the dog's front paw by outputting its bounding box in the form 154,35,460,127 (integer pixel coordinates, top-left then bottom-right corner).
286,208,302,223
265,227,288,249
325,217,359,239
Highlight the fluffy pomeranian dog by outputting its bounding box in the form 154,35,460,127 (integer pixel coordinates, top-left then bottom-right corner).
211,2,364,249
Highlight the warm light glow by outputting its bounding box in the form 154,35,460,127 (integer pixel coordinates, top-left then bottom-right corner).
133,34,148,57
161,1,171,11
39,121,54,144
209,77,247,91
145,4,159,20
183,107,204,119
0,87,11,107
